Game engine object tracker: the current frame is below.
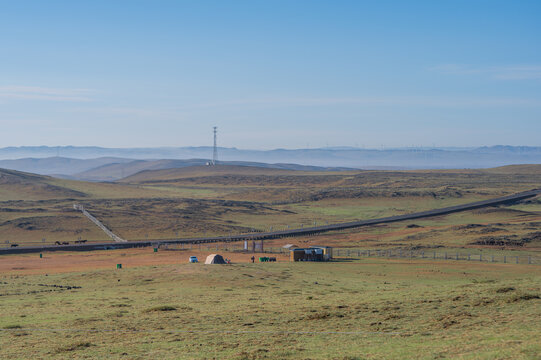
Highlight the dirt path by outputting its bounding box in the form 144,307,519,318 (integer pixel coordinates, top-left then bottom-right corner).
0,248,289,275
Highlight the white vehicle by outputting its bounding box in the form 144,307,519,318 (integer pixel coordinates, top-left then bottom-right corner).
189,256,198,263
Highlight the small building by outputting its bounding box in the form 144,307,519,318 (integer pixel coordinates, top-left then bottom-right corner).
282,244,298,250
290,247,329,262
309,246,333,260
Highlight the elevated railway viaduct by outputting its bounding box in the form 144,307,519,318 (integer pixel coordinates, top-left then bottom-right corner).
1,188,539,255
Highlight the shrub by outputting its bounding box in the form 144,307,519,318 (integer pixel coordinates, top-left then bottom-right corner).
144,305,177,312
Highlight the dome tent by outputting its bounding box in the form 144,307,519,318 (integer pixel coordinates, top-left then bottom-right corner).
205,254,226,264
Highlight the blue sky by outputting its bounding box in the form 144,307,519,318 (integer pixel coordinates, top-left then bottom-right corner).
0,0,540,149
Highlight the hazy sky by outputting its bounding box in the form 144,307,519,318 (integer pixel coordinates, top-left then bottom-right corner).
1,0,540,149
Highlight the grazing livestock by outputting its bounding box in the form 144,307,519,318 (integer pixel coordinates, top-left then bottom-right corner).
10,244,18,247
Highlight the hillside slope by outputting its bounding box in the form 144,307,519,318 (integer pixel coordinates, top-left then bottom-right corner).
118,164,328,183
73,159,353,182
0,168,87,201
0,157,133,176
483,164,541,175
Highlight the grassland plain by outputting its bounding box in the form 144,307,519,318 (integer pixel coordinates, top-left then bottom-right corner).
0,254,539,359
0,165,540,359
1,165,540,248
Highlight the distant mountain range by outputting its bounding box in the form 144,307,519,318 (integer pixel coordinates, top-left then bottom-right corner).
0,157,354,182
0,145,539,181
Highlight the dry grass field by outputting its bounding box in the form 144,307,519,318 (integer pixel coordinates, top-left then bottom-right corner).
0,164,540,358
0,165,539,252
0,249,539,359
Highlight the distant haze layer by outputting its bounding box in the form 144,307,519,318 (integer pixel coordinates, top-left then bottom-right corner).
0,146,539,179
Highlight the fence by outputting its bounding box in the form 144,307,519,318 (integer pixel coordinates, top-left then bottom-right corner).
331,248,541,265
160,243,290,254
160,243,541,265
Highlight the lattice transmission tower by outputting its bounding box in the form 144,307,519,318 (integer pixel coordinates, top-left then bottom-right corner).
212,126,218,165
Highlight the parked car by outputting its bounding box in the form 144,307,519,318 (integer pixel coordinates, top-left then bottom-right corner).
189,256,198,263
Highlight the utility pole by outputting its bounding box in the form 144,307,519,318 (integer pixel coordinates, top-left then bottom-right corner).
212,126,218,165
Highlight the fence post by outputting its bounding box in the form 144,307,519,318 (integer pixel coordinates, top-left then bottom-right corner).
479,254,482,262
504,256,506,264
433,252,436,259
468,254,470,261
516,256,519,264
421,251,425,259
368,250,370,257
444,253,447,260
491,255,494,263
528,256,531,265
456,253,459,261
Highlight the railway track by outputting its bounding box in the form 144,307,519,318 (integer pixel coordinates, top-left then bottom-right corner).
1,188,539,255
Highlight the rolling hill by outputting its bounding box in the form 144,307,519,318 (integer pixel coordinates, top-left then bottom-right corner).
118,164,331,183
0,168,87,201
0,157,133,176
0,157,355,182
483,164,541,175
1,145,540,170
0,164,539,248
69,159,354,182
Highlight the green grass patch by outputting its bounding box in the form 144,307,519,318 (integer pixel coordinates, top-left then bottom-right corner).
0,259,540,359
